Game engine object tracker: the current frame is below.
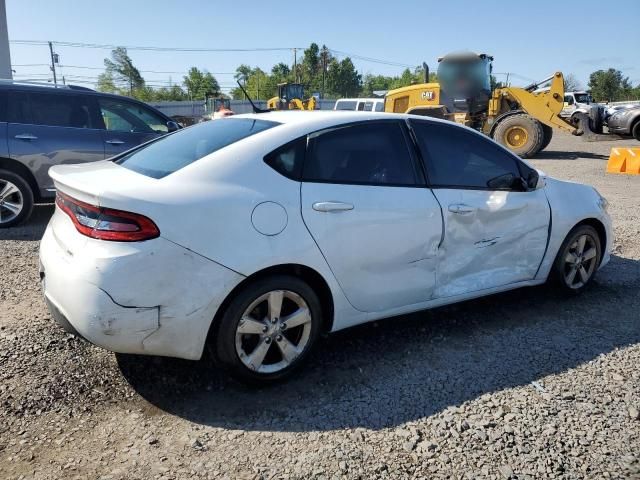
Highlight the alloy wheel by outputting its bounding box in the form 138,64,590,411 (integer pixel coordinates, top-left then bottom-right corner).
563,233,598,289
0,179,24,225
235,290,313,374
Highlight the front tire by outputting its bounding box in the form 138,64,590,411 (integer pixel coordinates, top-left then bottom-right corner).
492,113,544,158
552,225,602,293
631,119,640,141
213,275,322,384
0,170,34,228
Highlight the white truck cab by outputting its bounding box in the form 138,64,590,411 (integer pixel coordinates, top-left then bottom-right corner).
334,98,385,112
561,91,594,119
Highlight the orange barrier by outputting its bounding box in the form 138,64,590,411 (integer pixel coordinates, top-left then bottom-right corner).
607,147,640,175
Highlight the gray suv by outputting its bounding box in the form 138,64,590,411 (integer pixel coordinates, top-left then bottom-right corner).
0,81,178,227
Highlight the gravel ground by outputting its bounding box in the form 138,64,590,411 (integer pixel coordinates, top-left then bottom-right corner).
1,133,639,480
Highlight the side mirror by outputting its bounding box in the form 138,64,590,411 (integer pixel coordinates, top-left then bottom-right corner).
526,169,539,190
487,172,518,190
166,120,180,132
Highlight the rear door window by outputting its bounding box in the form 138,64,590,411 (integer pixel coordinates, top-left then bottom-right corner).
28,93,98,129
117,118,279,179
303,121,419,186
0,91,7,122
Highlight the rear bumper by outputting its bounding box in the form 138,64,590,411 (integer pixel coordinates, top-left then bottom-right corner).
39,210,245,360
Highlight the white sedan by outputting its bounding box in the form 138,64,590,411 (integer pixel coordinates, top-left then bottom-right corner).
39,111,612,383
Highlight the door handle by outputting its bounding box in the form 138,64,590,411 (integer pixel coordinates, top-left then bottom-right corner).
312,201,354,212
15,133,38,140
105,139,125,145
448,203,476,214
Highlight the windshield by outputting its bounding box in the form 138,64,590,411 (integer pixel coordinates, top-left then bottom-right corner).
282,84,304,100
573,93,591,104
116,118,279,179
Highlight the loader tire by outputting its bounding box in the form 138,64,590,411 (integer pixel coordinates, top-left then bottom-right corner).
492,114,544,158
539,124,553,152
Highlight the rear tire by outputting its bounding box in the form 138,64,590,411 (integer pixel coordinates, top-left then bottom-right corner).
539,124,553,152
0,170,34,228
492,114,544,158
213,275,322,384
551,225,602,294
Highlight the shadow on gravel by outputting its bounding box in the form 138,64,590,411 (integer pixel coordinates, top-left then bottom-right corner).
118,255,640,432
0,204,54,241
535,151,608,161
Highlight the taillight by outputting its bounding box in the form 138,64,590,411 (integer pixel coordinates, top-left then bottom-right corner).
55,192,159,242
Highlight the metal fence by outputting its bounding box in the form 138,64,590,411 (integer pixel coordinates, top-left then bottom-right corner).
148,99,338,118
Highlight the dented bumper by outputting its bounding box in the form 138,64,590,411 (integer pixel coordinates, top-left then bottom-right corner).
39,209,245,360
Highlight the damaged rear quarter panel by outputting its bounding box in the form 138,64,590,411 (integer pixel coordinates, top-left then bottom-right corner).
78,237,245,360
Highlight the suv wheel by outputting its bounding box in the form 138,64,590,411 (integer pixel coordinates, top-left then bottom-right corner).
0,170,34,228
213,275,322,384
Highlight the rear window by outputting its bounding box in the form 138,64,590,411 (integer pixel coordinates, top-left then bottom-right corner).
116,118,279,179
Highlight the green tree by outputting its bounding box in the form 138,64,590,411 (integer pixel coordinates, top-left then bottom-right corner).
271,62,291,83
301,43,321,92
153,84,188,101
183,67,220,100
96,71,117,94
104,47,145,95
588,68,632,102
326,57,361,97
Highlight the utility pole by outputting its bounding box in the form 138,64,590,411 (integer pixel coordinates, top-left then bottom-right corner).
48,41,58,85
293,48,297,83
0,0,12,79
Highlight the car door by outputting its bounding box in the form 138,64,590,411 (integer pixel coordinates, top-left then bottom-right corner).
98,97,169,157
300,120,443,313
7,91,105,196
410,120,550,298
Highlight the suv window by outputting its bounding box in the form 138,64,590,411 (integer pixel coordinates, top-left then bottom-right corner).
264,137,306,180
117,118,279,179
99,98,168,133
304,121,418,186
0,91,7,122
335,100,357,111
27,93,97,129
411,120,522,189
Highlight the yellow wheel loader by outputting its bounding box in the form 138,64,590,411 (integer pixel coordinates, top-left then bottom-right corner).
385,52,604,157
267,82,317,111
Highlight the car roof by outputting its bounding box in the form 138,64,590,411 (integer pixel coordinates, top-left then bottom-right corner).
234,110,411,126
0,81,172,118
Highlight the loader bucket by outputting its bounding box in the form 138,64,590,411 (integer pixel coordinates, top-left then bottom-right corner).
572,112,612,142
606,147,640,175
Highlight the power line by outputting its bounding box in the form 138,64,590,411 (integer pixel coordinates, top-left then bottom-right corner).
11,39,304,52
12,39,418,69
329,49,416,68
58,64,236,75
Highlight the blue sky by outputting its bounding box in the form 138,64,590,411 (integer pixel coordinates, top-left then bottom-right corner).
7,0,640,93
